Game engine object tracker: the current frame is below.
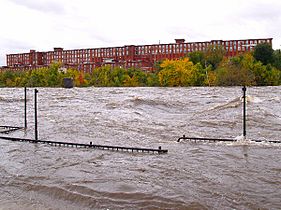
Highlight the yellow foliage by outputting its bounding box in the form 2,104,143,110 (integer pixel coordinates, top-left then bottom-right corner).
159,58,196,86
160,58,193,70
241,53,255,69
123,75,139,87
205,70,217,86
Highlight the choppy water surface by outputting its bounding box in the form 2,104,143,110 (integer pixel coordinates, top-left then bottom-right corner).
0,87,280,210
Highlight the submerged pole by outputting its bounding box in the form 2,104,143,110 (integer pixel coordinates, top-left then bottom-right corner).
242,86,247,138
34,89,38,141
24,87,27,129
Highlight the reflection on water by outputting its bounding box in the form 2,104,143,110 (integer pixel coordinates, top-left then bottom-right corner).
0,87,280,209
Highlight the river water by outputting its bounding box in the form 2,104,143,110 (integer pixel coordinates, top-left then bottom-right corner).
0,87,280,210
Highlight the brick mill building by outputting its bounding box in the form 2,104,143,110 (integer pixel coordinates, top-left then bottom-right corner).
2,38,273,72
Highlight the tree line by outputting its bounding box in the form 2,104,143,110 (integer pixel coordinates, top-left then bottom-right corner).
0,43,280,87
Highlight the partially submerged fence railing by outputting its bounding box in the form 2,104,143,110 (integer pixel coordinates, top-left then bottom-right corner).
177,86,281,144
0,88,168,154
0,135,168,154
0,87,27,133
0,126,23,134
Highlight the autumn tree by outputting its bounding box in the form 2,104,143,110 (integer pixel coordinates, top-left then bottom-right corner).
215,52,281,86
158,58,207,86
215,63,256,86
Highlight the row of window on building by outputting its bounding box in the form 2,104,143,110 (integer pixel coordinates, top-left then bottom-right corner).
6,38,272,67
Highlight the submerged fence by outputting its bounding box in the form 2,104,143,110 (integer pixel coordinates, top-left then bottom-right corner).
1,86,280,154
0,88,168,154
177,86,281,144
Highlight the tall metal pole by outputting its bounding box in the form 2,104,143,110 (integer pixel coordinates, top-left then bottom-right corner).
34,89,38,141
242,86,247,138
24,87,27,129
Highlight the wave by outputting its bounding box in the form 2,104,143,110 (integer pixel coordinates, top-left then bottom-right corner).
105,102,119,109
130,97,172,109
209,95,262,111
268,96,280,102
105,96,172,110
15,181,203,210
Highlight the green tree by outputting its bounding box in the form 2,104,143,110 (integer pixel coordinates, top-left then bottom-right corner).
0,70,17,87
46,63,62,86
191,63,208,86
253,43,274,65
28,68,48,87
215,65,256,86
127,68,148,86
253,64,280,86
229,52,281,86
204,44,225,69
123,75,139,87
188,51,205,66
273,49,281,69
147,73,159,86
90,66,129,87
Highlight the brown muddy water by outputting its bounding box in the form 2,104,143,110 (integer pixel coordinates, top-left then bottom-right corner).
0,87,280,210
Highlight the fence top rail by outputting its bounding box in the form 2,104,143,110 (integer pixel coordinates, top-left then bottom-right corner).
0,126,24,134
0,136,168,154
177,136,281,144
0,126,23,129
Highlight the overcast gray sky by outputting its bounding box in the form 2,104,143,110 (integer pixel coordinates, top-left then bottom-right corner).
0,0,280,66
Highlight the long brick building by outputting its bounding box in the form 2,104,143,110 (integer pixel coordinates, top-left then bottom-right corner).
3,38,273,72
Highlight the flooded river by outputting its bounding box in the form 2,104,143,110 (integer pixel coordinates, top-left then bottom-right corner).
0,87,280,209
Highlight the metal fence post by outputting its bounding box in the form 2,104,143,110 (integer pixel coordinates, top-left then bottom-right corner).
242,86,247,138
24,87,27,129
34,89,38,141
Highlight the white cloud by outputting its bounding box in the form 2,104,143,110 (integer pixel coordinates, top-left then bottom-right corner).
8,0,65,14
0,0,280,66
